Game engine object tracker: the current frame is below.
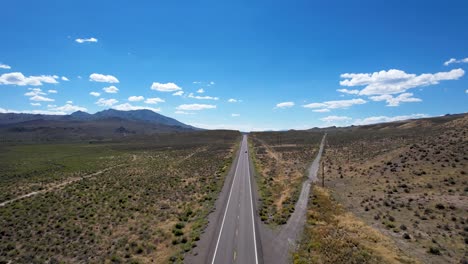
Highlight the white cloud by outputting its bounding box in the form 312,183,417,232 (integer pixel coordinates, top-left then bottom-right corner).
340,68,464,96
51,103,87,113
75,37,98,43
48,89,57,94
228,98,238,103
193,81,201,84
89,73,119,83
61,76,69,81
0,72,59,86
231,113,240,117
112,103,161,112
96,98,118,107
128,96,144,102
89,91,100,97
151,82,182,92
465,89,468,94
30,95,54,102
312,108,330,113
337,88,359,95
103,85,119,93
321,115,352,123
209,81,215,85
174,110,195,115
369,92,422,107
173,91,184,96
0,64,11,69
275,102,295,108
197,88,204,93
47,104,57,108
30,103,41,106
303,98,366,109
444,57,468,66
24,88,46,97
144,97,165,104
176,104,216,111
188,93,219,100
353,114,428,125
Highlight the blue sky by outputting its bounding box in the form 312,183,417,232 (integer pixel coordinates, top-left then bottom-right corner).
0,0,467,131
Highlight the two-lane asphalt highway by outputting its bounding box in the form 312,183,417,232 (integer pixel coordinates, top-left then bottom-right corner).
211,135,259,264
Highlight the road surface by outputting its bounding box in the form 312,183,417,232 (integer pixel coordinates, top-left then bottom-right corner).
211,135,259,264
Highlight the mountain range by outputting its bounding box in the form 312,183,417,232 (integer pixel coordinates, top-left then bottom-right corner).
0,109,198,142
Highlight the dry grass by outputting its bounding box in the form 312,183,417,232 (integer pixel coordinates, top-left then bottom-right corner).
249,131,322,225
293,186,418,264
321,115,468,263
0,131,240,263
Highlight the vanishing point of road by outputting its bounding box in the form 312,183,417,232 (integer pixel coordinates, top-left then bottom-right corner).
211,135,259,264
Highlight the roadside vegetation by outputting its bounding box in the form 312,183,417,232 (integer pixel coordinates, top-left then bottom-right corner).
316,114,467,263
0,130,240,263
293,186,417,264
249,131,322,225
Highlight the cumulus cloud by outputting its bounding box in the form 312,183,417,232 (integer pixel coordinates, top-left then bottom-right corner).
176,104,216,111
89,73,119,83
144,97,165,104
197,88,204,93
75,37,98,43
96,98,118,107
444,57,468,66
30,95,55,102
0,64,11,69
369,92,422,107
312,108,330,113
275,102,295,108
24,88,46,97
188,93,219,100
61,76,69,81
340,69,464,96
231,113,240,117
303,98,366,110
103,85,119,93
151,82,182,92
128,96,144,102
30,103,41,106
173,91,184,96
228,98,238,103
89,91,100,97
51,103,87,113
48,89,57,94
0,72,59,86
321,116,352,123
174,110,195,115
353,114,428,125
112,103,161,112
337,88,359,95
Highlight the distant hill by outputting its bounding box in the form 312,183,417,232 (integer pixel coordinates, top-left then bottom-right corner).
0,109,199,142
306,113,468,132
0,109,195,129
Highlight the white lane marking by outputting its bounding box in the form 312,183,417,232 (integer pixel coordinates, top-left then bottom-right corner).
211,137,244,264
246,137,259,264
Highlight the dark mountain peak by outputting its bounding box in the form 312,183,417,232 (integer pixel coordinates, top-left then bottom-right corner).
94,109,195,129
71,110,91,117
